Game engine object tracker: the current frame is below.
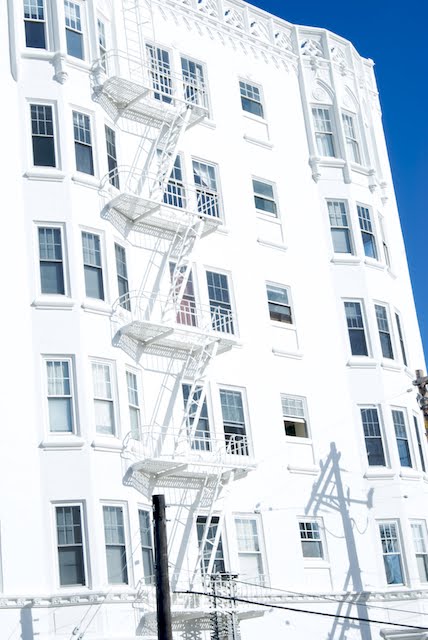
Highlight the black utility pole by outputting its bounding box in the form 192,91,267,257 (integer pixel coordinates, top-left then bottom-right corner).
153,494,173,640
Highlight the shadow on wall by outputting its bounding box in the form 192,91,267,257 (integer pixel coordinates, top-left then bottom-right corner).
306,442,374,640
20,605,34,640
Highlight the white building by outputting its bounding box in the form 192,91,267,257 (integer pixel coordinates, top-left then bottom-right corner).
1,0,428,639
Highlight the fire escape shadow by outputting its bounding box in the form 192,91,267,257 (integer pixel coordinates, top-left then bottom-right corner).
305,442,374,640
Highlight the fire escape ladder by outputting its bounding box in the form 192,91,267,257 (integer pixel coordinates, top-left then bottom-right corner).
122,0,151,70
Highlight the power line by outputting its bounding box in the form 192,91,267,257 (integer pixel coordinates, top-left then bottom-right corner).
174,590,428,631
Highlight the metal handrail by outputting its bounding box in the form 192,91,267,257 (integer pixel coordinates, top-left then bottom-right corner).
91,49,209,112
100,167,221,220
113,290,236,337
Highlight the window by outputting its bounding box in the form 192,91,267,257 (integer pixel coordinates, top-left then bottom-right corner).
97,18,107,65
299,520,324,559
220,388,248,455
169,262,197,327
360,407,386,466
92,362,115,435
312,107,336,157
253,179,277,216
82,232,104,300
411,522,428,582
73,111,94,175
357,205,378,260
327,200,353,254
282,395,308,438
146,44,172,103
235,517,264,582
379,216,391,267
413,416,426,472
181,57,207,109
266,284,292,324
182,384,210,451
115,244,130,310
163,155,185,208
392,410,412,468
206,271,234,334
342,113,361,164
46,359,74,433
139,510,154,585
193,160,220,218
64,0,84,59
31,104,55,167
375,305,394,359
379,522,404,585
239,81,264,118
24,0,46,48
196,515,226,574
126,371,141,440
105,126,119,188
395,314,408,367
38,227,65,295
56,505,85,586
344,301,368,356
103,506,128,584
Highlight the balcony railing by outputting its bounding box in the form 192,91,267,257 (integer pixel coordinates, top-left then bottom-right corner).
91,50,209,125
100,167,222,233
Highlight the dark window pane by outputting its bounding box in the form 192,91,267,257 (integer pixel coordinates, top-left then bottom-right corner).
366,438,386,466
75,143,94,175
380,333,394,359
32,137,55,167
58,548,85,586
331,228,352,253
84,266,104,299
349,329,368,356
241,97,263,117
40,262,65,294
66,29,84,59
106,546,128,584
254,195,276,214
384,554,404,585
25,21,46,48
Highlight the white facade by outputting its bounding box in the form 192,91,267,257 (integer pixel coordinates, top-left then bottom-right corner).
1,1,428,639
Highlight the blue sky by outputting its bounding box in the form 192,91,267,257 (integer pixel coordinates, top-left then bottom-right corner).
250,0,428,365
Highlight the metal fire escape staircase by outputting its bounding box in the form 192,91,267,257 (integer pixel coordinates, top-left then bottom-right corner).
91,1,257,632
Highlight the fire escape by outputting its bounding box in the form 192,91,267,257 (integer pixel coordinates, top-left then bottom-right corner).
90,1,257,636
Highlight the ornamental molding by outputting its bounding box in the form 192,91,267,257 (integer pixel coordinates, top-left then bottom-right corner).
0,590,137,609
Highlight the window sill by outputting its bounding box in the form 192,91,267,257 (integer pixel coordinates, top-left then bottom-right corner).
200,119,216,130
272,348,303,360
21,50,55,61
349,163,371,176
65,56,91,72
32,296,75,310
381,359,402,372
256,212,281,224
316,157,346,169
346,357,377,369
24,168,66,182
399,468,422,481
40,436,85,451
364,469,395,480
257,237,287,252
72,173,101,190
81,299,112,316
91,438,123,453
287,464,319,476
243,134,274,150
364,257,384,271
330,255,361,266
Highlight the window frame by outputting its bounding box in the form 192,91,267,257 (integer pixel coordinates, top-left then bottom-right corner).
196,514,227,575
357,204,379,261
180,54,210,114
29,101,57,169
326,199,354,255
37,223,68,296
192,157,222,219
312,106,337,158
81,230,105,301
205,268,236,335
391,408,413,468
344,299,370,357
114,243,130,310
395,312,408,367
126,369,142,440
44,356,76,435
239,79,265,119
102,503,130,585
266,282,293,325
234,514,266,584
139,508,155,585
281,394,310,439
182,382,211,452
145,42,173,104
72,109,95,176
252,178,278,218
342,111,362,165
374,303,395,360
54,502,88,588
218,385,250,456
105,125,119,189
64,0,85,60
413,414,426,473
91,359,118,437
24,0,47,49
411,520,428,583
378,520,406,586
360,405,387,467
298,518,327,562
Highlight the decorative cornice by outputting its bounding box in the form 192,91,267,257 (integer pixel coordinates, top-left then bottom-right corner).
0,590,137,609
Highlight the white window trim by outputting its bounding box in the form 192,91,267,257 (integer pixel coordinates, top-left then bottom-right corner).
343,298,372,360
43,355,77,436
311,105,338,159
394,309,408,368
126,367,143,438
80,227,108,305
217,384,252,457
23,0,51,52
266,281,295,329
298,517,329,565
410,520,428,584
356,202,379,264
101,502,133,587
234,513,268,585
391,406,415,470
191,156,223,221
281,393,311,440
35,222,70,299
196,511,229,574
342,110,362,165
26,99,61,173
326,199,355,256
239,78,266,121
179,53,211,116
71,105,98,180
359,404,389,469
52,501,89,590
377,519,407,587
63,0,89,64
374,301,396,362
252,176,280,220
204,266,238,336
90,358,119,438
